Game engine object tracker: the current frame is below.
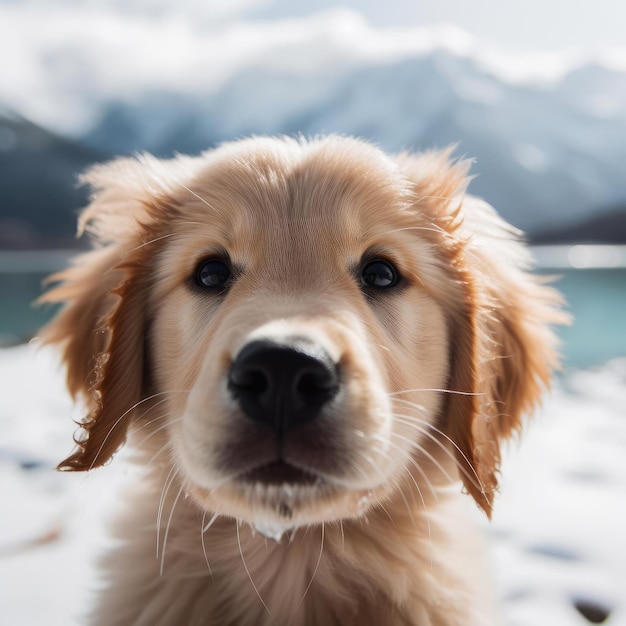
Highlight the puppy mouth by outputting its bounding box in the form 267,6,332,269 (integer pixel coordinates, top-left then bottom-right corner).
238,460,322,486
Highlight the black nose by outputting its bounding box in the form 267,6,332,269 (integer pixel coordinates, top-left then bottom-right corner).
228,339,340,435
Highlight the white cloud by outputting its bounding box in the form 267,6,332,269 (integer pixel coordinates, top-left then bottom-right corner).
0,0,268,23
1,2,625,135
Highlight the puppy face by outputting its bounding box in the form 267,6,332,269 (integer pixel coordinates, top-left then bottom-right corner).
41,136,565,528
148,140,455,527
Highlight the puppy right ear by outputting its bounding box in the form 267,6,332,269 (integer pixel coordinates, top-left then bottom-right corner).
38,155,178,470
39,247,124,402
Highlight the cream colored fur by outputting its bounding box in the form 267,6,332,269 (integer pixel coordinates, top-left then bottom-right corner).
40,135,566,625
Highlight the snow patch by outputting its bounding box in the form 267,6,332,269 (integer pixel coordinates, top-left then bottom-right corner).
1,344,625,623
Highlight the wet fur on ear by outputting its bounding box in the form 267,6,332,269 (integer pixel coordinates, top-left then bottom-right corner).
396,151,568,516
39,155,181,470
41,259,148,471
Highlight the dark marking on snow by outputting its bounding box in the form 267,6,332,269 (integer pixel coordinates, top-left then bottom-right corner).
0,525,63,557
562,469,608,484
20,459,47,470
572,597,611,624
527,544,582,561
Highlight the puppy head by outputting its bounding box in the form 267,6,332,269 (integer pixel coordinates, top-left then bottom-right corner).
41,136,565,524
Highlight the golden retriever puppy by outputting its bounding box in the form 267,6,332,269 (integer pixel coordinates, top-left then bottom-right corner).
41,135,566,625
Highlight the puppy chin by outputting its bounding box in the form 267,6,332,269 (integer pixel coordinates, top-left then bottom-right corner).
185,477,377,538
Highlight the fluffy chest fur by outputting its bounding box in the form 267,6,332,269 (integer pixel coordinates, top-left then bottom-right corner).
92,460,494,626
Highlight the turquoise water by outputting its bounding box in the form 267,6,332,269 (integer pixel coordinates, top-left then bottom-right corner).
1,249,625,369
541,268,626,368
0,251,71,345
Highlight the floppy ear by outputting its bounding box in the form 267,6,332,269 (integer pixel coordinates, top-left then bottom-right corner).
444,197,568,516
395,150,567,516
39,155,176,471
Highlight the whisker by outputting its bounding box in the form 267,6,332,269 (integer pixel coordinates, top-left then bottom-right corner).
377,498,395,524
339,519,345,552
369,433,439,501
390,406,487,499
377,225,448,237
202,511,219,534
88,390,189,470
156,466,178,559
146,440,173,469
132,399,174,429
333,450,399,526
400,465,432,542
394,407,475,464
394,476,418,531
295,522,325,615
132,390,190,420
374,342,391,354
355,445,420,531
179,183,220,213
128,231,179,254
134,419,174,449
236,521,272,616
347,447,387,484
389,388,484,397
160,484,184,577
398,418,472,476
385,427,455,485
134,408,170,433
414,194,456,202
88,412,135,471
200,511,216,576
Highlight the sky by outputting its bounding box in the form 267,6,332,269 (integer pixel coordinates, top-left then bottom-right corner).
1,0,624,136
3,0,624,53
257,0,625,52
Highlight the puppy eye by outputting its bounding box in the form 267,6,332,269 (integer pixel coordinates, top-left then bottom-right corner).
195,259,231,290
360,259,399,289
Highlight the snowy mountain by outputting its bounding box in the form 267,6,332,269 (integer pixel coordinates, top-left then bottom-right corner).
0,111,97,247
1,7,626,240
79,52,626,234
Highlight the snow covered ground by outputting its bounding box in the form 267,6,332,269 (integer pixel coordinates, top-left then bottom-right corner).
0,343,624,625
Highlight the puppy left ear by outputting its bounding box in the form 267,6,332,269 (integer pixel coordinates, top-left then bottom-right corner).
444,197,569,516
395,151,568,516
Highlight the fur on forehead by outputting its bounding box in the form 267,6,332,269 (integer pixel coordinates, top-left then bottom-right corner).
188,136,470,223
78,135,472,249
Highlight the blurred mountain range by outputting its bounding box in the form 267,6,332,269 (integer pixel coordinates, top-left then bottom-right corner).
2,45,626,247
